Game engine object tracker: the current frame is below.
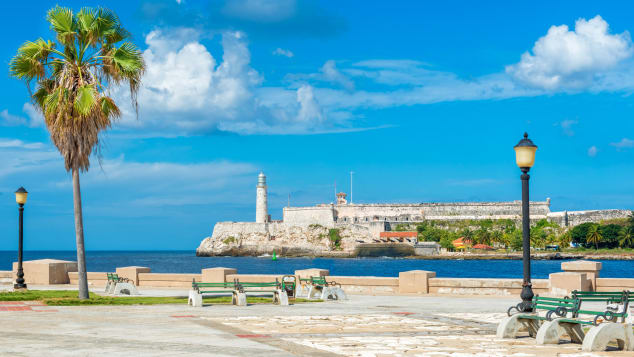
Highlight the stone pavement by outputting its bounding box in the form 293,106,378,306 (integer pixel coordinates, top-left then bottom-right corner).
0,293,630,356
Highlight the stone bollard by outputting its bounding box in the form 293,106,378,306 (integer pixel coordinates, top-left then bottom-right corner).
116,266,151,286
295,268,329,280
202,267,237,282
561,260,602,291
12,259,78,285
549,272,591,296
398,270,436,294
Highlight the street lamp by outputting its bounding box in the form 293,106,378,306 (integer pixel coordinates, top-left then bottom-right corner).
14,187,28,289
514,133,537,312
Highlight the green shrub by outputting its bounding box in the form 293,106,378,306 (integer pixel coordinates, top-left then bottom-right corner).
222,236,236,245
328,229,342,249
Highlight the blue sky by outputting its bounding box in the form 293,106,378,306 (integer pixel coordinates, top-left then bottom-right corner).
1,0,633,250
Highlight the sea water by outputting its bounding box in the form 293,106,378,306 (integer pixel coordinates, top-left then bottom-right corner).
1,251,633,278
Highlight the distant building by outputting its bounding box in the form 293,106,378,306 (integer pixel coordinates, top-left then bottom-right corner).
472,244,494,251
452,237,472,250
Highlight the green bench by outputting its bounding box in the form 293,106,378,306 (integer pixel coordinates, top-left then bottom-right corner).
499,295,580,338
570,290,630,324
498,291,634,351
535,291,632,349
188,278,289,307
236,280,289,305
189,279,241,306
105,273,138,295
297,276,346,300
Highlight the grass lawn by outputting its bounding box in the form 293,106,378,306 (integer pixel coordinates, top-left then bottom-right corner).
0,290,320,306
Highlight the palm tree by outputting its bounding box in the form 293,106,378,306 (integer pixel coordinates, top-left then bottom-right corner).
10,6,144,299
586,225,603,250
618,227,633,248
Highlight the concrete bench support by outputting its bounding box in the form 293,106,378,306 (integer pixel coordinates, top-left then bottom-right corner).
274,290,289,306
112,282,139,296
496,314,540,339
582,323,634,352
234,292,247,306
188,291,203,307
536,319,585,345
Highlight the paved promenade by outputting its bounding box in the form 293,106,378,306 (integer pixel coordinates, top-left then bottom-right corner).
0,289,629,356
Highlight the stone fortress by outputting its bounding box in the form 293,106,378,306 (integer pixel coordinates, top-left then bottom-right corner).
196,173,633,256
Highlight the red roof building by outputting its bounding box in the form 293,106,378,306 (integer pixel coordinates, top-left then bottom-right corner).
452,237,472,249
472,244,494,250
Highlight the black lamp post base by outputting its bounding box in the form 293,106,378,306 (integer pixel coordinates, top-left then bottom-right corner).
13,283,27,290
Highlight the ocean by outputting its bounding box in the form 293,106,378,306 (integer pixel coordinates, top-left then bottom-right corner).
1,251,633,279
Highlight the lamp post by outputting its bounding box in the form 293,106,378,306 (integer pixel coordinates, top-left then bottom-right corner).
514,133,537,312
14,187,28,289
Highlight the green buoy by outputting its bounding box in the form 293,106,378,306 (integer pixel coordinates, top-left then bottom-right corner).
272,250,277,261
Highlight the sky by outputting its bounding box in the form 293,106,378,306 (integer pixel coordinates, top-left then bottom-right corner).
1,0,633,250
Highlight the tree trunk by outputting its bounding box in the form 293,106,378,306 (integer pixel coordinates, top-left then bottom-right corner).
72,168,89,300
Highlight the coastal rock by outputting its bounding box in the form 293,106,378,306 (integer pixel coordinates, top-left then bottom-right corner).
196,222,373,257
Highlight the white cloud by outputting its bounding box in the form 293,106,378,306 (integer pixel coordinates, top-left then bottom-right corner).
610,138,634,149
506,15,632,89
321,60,354,90
0,139,58,179
112,28,355,136
296,85,324,122
560,119,578,136
22,103,44,127
1,103,45,128
588,145,598,157
0,109,26,126
273,48,294,57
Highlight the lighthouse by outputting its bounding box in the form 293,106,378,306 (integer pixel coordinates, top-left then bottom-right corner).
256,172,268,223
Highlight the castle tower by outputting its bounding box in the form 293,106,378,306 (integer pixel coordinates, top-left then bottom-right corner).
256,172,268,223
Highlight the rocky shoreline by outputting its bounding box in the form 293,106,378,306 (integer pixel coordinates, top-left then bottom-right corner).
195,249,634,260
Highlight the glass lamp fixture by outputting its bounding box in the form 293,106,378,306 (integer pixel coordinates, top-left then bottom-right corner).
15,187,28,205
514,133,537,169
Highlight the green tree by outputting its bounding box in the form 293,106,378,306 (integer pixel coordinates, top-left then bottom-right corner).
586,224,603,250
618,227,634,248
571,222,594,246
509,229,523,251
558,231,572,248
439,235,454,251
10,6,145,299
599,224,622,249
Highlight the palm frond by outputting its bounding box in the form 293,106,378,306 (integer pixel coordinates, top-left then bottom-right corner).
100,96,121,119
74,84,98,116
47,6,76,46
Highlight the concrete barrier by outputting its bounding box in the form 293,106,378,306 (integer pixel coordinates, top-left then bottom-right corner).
429,278,550,296
399,270,436,294
549,272,591,296
13,259,78,285
69,272,108,287
16,259,634,298
328,276,399,295
202,267,237,282
116,266,151,286
137,273,201,288
596,278,634,292
561,260,601,291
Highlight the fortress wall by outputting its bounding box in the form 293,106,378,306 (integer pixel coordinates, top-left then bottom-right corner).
547,209,632,227
566,210,632,226
283,206,335,227
332,201,551,222
211,222,269,239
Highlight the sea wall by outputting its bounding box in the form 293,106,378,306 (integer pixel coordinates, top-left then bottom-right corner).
7,259,630,298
